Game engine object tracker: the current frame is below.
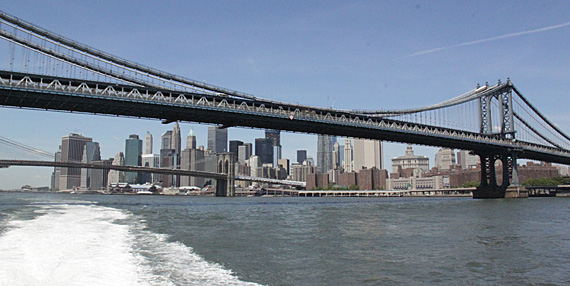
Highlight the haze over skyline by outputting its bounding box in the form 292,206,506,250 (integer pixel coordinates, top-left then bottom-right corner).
1,1,569,189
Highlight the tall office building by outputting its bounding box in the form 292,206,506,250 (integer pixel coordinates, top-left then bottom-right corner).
180,148,205,187
160,149,176,187
457,150,479,169
297,150,307,164
172,122,181,156
160,129,178,187
208,126,228,153
125,134,142,184
161,131,172,151
248,155,260,177
59,133,92,190
107,152,125,185
89,158,113,191
265,129,280,146
171,123,182,187
435,148,456,170
186,128,197,149
51,146,62,190
343,139,353,172
238,144,252,163
332,141,341,169
273,145,282,167
277,159,290,176
317,134,333,173
353,138,383,172
142,153,160,183
144,132,153,154
255,138,273,165
80,141,101,190
229,140,244,157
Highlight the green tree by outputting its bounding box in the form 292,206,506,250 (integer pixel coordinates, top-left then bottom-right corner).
461,181,480,188
522,176,570,186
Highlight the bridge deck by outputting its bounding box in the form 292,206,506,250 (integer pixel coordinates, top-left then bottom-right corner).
2,72,569,164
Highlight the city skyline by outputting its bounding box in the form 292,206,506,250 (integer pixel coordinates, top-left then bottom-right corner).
1,1,569,188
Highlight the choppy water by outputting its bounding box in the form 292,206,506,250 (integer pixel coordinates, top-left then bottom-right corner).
0,193,569,285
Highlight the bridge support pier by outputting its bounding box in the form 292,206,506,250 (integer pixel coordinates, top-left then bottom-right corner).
473,151,519,199
215,153,235,197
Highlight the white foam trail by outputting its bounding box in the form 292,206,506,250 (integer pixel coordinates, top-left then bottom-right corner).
0,203,261,286
0,204,145,286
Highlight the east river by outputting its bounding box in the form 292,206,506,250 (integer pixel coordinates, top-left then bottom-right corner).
0,192,568,285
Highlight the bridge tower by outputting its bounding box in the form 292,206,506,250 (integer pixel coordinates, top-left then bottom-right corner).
475,79,520,198
216,153,235,197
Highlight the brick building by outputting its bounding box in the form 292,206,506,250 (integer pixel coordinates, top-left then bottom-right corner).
338,172,358,188
306,173,330,190
357,168,388,190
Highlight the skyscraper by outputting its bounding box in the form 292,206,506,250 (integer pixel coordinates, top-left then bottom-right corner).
435,148,456,170
161,131,173,151
160,149,176,187
297,150,307,164
186,128,197,149
332,141,341,169
343,139,353,172
89,158,113,191
457,150,479,169
171,123,182,187
172,122,181,156
265,129,280,146
248,155,260,177
142,153,160,183
317,134,333,173
180,148,205,187
273,145,282,167
229,140,244,157
59,133,92,190
80,141,101,190
144,132,153,154
125,134,142,184
160,130,175,187
108,152,125,184
255,138,273,165
50,146,61,190
353,138,383,172
238,144,252,163
208,126,228,153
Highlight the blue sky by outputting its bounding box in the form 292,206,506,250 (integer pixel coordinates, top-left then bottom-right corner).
1,1,569,189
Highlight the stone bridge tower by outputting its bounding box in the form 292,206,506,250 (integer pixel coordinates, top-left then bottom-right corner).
216,152,235,197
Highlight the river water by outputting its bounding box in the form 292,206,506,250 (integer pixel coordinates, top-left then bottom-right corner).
0,192,568,285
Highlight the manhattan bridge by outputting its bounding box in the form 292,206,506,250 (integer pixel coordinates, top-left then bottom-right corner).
0,11,569,198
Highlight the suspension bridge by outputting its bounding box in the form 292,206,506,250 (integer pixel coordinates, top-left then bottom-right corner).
0,11,569,198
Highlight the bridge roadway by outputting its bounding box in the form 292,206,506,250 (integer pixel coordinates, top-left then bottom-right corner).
0,160,305,188
1,71,570,165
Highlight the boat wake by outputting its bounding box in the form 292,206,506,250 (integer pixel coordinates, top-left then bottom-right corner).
0,202,260,286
